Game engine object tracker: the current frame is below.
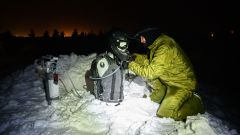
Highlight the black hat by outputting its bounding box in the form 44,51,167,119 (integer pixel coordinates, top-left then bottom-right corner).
135,27,161,46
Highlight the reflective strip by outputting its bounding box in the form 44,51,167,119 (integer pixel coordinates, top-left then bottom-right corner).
110,69,116,100
194,93,201,100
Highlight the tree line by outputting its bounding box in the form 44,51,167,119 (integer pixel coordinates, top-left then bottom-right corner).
0,29,108,56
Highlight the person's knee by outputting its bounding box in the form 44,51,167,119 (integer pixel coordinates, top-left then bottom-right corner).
148,80,166,103
155,91,195,121
156,105,180,120
174,94,205,120
154,86,204,121
149,88,166,103
150,93,161,103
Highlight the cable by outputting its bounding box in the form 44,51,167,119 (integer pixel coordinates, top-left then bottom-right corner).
58,60,83,99
89,66,120,80
59,78,69,93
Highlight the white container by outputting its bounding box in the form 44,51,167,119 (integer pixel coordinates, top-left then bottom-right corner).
46,73,59,100
48,79,59,99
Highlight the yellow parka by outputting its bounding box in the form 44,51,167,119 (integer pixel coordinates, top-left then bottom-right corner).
129,34,204,120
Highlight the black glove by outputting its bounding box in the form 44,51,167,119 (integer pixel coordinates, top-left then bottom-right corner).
127,54,136,62
122,61,129,69
121,55,136,69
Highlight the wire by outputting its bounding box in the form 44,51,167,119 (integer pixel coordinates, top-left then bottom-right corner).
59,78,69,93
58,60,83,99
89,66,120,80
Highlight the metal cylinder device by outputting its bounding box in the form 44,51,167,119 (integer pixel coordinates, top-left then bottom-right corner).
43,56,59,105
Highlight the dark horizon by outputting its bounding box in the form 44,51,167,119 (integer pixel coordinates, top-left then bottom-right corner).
1,0,239,36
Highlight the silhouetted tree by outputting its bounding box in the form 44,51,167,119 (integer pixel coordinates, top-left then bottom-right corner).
52,29,60,38
79,32,85,38
1,31,13,38
43,30,50,38
87,31,97,38
71,29,79,38
28,29,35,38
98,30,104,36
60,31,65,38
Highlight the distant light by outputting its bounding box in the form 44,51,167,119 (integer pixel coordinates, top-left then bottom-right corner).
210,32,215,38
230,30,234,35
15,34,27,37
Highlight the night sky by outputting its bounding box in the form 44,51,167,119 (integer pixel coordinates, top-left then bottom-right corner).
0,0,239,36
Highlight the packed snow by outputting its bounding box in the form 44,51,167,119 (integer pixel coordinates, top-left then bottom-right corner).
0,53,239,135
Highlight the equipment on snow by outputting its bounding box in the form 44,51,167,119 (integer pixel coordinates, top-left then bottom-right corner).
88,30,133,103
42,55,60,105
89,52,124,103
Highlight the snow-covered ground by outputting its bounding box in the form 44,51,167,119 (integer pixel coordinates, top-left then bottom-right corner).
0,53,239,135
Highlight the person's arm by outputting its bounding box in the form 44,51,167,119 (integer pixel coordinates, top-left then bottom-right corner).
129,44,171,80
133,53,149,65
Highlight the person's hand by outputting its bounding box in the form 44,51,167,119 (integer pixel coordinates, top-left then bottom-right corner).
121,55,136,69
127,54,136,62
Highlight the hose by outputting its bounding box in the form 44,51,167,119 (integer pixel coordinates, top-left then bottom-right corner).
89,66,120,80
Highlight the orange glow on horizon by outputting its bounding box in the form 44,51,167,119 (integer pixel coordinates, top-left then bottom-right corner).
64,31,72,37
11,26,101,37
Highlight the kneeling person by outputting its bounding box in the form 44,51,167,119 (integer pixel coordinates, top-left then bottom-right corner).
128,27,204,121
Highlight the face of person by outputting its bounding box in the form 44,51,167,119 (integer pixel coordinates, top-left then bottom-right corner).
140,36,146,44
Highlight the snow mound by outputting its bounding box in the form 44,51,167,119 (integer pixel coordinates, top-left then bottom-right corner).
0,53,239,135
